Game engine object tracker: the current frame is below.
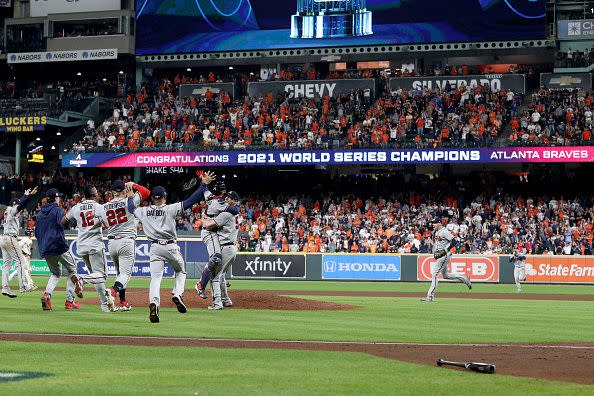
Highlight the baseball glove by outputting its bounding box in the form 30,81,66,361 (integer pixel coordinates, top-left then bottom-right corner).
433,250,447,260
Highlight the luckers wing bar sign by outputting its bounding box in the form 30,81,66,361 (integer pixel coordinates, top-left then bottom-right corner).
389,74,526,94
7,49,118,64
0,116,47,132
62,147,594,168
247,79,375,99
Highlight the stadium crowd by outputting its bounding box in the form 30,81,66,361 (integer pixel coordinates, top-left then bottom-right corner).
70,76,525,153
4,172,594,256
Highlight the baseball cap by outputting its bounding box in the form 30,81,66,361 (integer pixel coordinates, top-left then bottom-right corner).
46,188,63,199
227,191,240,201
151,186,167,199
9,198,19,206
112,180,126,192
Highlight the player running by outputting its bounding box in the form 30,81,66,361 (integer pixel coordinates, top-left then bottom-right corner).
102,180,150,311
200,191,240,310
511,248,527,292
127,171,216,323
35,188,78,310
195,179,239,299
64,185,115,312
1,186,38,297
8,229,37,292
421,219,472,302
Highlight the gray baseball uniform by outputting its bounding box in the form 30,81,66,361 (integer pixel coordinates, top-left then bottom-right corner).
426,227,470,299
201,192,229,268
102,193,141,289
511,253,527,292
65,200,109,305
18,236,35,288
132,202,186,307
209,211,238,309
1,206,26,291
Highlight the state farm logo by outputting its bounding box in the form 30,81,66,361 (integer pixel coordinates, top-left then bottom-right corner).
417,256,499,282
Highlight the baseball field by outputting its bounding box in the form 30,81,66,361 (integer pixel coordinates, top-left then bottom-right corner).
0,277,593,395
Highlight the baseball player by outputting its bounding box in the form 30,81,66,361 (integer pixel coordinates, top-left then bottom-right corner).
511,249,527,292
421,219,472,302
1,186,38,298
102,180,150,311
8,229,37,292
127,171,215,323
35,188,78,310
200,191,240,310
64,185,115,312
195,179,239,299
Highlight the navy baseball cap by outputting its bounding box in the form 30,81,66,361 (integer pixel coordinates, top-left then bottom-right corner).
227,191,240,201
46,188,63,199
9,198,19,206
151,186,167,199
112,180,126,192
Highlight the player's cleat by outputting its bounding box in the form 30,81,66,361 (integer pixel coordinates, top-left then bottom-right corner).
207,304,223,310
516,288,522,293
223,301,233,308
71,274,84,298
20,285,38,293
104,289,116,312
2,288,17,298
420,297,435,302
172,295,187,313
195,283,208,299
41,292,52,310
149,303,159,323
226,281,231,288
465,277,472,290
65,300,80,310
118,300,132,311
100,304,111,313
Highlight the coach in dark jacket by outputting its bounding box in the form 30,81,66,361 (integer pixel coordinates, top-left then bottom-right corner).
35,188,78,311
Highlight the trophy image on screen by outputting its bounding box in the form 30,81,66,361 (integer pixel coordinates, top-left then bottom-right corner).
290,0,373,39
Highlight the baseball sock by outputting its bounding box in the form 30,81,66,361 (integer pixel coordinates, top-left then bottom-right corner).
119,289,126,301
113,281,124,293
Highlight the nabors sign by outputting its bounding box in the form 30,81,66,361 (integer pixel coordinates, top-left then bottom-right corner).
417,255,499,282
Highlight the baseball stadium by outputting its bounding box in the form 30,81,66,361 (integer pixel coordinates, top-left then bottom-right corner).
1,0,594,394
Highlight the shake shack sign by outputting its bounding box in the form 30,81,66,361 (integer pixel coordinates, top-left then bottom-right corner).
389,74,526,94
232,254,306,279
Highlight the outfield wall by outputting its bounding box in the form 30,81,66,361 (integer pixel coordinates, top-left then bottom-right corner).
14,236,594,285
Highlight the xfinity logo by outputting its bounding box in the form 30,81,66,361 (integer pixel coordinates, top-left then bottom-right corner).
245,256,292,275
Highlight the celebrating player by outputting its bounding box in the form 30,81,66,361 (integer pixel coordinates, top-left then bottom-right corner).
1,186,38,297
421,218,472,302
35,188,78,310
102,180,150,311
64,185,115,312
511,248,527,293
127,171,216,323
200,190,240,310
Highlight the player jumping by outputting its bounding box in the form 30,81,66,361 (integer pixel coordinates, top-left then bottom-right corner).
511,248,527,292
421,218,472,302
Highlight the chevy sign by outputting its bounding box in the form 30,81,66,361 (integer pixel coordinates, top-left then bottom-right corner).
322,254,401,280
558,19,594,39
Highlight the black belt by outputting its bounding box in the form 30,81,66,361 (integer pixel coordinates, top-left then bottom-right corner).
149,239,176,245
221,242,235,247
108,236,134,240
4,235,17,238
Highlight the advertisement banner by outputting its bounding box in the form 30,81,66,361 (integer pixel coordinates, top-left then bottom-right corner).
524,256,594,284
136,0,545,54
557,19,594,39
63,147,594,168
389,74,526,94
231,253,306,279
0,260,51,276
540,73,592,90
8,49,118,64
247,79,375,99
0,116,46,133
417,255,500,282
66,238,208,278
322,254,401,280
179,83,235,99
30,0,120,17
0,0,11,8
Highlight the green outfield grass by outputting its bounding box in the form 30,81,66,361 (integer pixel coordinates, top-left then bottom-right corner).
0,342,592,396
0,278,592,344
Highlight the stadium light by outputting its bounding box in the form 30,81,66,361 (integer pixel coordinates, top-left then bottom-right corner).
102,78,107,82
119,70,124,74
51,145,56,150
36,137,41,141
186,68,192,72
229,66,234,70
56,131,62,136
76,72,82,76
